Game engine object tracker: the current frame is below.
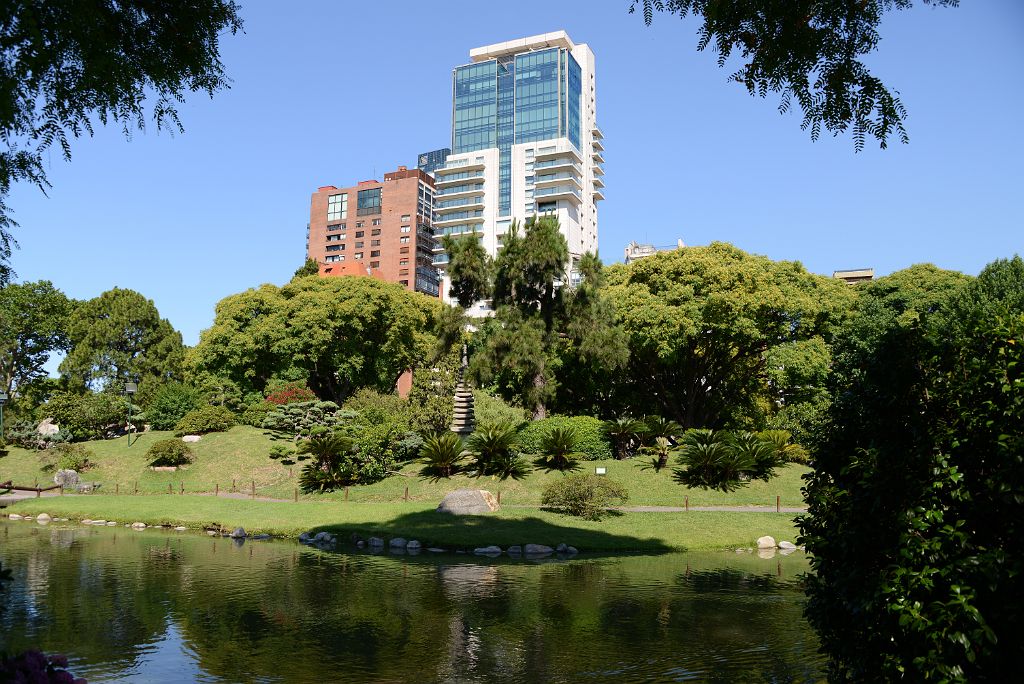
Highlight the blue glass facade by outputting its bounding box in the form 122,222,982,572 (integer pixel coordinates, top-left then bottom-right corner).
451,47,583,218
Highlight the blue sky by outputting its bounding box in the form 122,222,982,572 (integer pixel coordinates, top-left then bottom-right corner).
6,0,1023,349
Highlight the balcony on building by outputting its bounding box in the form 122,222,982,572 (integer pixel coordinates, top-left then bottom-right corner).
535,170,583,191
433,211,485,227
434,169,485,187
592,164,604,176
533,158,581,175
592,123,604,140
534,184,583,206
593,189,606,202
591,138,604,152
434,195,485,214
592,150,605,164
534,141,583,165
593,176,605,189
435,182,485,200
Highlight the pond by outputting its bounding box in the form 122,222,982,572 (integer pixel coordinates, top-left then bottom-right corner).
0,522,824,682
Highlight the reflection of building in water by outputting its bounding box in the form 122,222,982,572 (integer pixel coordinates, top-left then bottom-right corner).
624,238,685,264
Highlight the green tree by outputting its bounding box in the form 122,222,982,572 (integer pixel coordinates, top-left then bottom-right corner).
603,416,648,460
0,280,72,415
631,0,958,150
799,258,1024,680
0,0,243,282
464,422,528,480
441,233,491,308
607,242,853,430
60,287,184,394
291,258,320,280
189,277,440,403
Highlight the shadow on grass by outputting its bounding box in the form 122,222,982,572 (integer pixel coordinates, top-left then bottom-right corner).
307,508,671,553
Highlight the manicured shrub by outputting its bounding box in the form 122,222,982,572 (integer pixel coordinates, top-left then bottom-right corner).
757,429,810,465
39,443,94,473
464,423,530,480
296,432,358,492
3,420,71,450
146,383,203,430
147,439,193,467
534,426,584,472
418,432,466,481
174,405,235,435
43,391,126,440
261,401,353,436
473,390,528,429
672,429,784,492
518,416,612,461
342,388,410,426
265,381,317,405
240,400,275,427
541,472,629,521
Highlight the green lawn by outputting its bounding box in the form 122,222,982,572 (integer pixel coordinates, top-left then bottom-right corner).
0,425,810,508
5,495,801,552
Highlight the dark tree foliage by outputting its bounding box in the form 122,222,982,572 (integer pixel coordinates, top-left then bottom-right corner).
291,258,320,280
630,0,959,151
0,0,244,282
441,233,491,308
800,258,1022,681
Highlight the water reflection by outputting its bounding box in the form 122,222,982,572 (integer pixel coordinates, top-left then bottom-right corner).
0,522,823,682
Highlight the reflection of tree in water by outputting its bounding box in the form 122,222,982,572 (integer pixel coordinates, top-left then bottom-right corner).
1,526,824,681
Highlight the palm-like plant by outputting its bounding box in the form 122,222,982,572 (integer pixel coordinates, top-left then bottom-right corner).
672,429,751,492
603,416,648,459
465,423,530,480
535,426,583,472
296,432,357,492
644,415,683,443
296,432,354,469
418,432,467,481
757,429,810,465
728,431,784,482
643,436,681,472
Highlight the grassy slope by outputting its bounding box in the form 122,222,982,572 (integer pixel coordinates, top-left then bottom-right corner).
1,425,810,507
5,495,801,552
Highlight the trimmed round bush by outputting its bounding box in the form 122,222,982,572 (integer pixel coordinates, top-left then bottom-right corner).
146,383,203,430
174,405,236,435
473,390,528,429
42,443,94,472
541,472,629,521
240,400,275,427
517,416,612,461
147,439,193,467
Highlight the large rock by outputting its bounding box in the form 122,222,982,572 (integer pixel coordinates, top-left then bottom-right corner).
524,544,553,556
436,489,500,515
35,513,52,522
778,540,798,550
368,537,384,547
756,535,776,549
406,540,422,551
229,527,246,538
181,435,202,443
389,537,408,549
54,469,79,489
474,545,502,556
37,418,60,436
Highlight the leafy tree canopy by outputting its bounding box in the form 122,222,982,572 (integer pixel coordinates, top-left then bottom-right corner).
631,0,958,150
59,287,184,394
0,280,72,412
0,0,243,282
607,242,853,429
189,276,441,404
291,259,320,281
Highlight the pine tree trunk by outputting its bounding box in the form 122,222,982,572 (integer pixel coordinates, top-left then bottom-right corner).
532,372,547,420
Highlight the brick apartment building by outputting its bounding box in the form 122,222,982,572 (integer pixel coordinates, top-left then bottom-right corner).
307,166,440,297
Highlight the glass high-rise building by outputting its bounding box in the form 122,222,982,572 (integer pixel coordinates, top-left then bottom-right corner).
433,31,603,312
417,148,450,175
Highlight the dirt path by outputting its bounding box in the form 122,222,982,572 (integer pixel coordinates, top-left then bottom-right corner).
504,504,807,513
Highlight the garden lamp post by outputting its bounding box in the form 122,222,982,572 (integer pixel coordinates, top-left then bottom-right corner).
0,391,7,439
125,381,137,446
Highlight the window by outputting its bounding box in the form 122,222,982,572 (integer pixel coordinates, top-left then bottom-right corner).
399,280,409,286
356,221,364,228
327,223,346,232
371,218,381,226
399,259,409,266
327,194,347,221
357,187,382,215
370,250,380,257
538,201,557,212
370,261,380,268
401,214,411,222
400,247,409,254
325,255,344,263
400,236,410,244
355,231,364,238
371,228,381,236
399,268,409,276
354,252,363,259
355,241,364,248
401,225,411,233
371,240,381,246
326,234,341,242
326,245,343,252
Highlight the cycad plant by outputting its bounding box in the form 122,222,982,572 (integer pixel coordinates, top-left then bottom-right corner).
727,431,784,482
644,415,682,443
297,432,357,492
642,436,681,472
535,426,583,472
465,423,531,480
603,416,648,459
672,429,747,492
757,429,810,465
418,432,467,481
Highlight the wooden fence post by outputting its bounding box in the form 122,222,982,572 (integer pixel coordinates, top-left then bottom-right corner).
294,487,298,503
344,486,349,502
116,483,119,495
180,483,184,495
215,483,219,496
685,496,689,512
168,483,172,495
251,480,255,499
404,486,409,502
232,478,236,493
497,491,501,505
776,495,780,513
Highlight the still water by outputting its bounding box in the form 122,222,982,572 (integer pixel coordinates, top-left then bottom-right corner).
0,522,823,682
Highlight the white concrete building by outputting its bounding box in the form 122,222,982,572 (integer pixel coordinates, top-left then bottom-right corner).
433,31,603,313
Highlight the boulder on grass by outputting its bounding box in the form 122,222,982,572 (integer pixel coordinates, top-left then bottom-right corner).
756,536,776,549
437,489,499,515
54,469,79,489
